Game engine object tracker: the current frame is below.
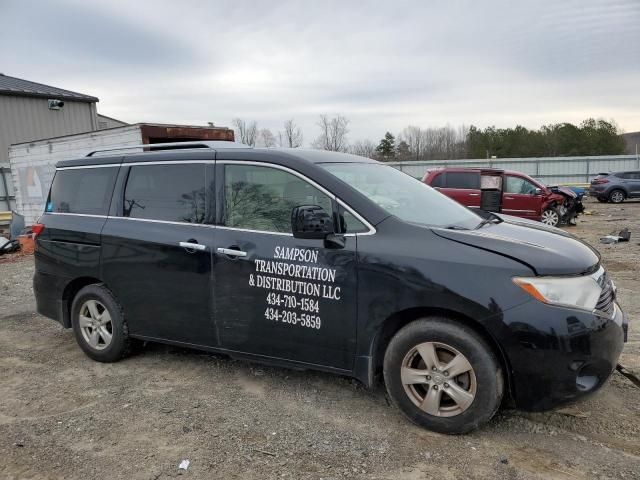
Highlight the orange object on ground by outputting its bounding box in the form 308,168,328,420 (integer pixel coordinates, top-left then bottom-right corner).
17,235,35,255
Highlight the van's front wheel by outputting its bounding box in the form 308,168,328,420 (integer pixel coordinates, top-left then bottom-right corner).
71,284,132,362
383,318,503,434
541,207,561,226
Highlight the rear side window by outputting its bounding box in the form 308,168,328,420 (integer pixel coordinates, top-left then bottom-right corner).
123,164,206,223
444,172,480,189
49,167,117,215
429,172,444,187
619,171,640,179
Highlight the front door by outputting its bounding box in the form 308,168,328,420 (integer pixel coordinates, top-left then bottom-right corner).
101,162,216,347
213,162,358,370
502,175,543,220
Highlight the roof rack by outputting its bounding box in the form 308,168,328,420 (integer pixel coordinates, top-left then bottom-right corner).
86,141,249,157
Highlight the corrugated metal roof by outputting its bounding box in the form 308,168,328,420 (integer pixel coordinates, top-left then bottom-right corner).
0,73,98,103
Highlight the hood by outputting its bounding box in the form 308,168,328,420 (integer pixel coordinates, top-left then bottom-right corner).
432,218,599,276
552,185,578,198
557,186,577,198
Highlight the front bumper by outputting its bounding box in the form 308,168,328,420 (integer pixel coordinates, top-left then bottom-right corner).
498,299,627,411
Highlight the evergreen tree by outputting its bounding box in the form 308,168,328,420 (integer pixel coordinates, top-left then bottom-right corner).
396,140,411,160
465,119,625,158
376,132,396,160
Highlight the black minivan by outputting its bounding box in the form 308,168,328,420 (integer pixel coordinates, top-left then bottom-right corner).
34,142,628,434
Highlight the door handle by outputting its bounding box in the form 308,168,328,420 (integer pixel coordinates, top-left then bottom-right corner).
468,193,480,196
217,247,247,257
504,196,514,200
179,241,206,251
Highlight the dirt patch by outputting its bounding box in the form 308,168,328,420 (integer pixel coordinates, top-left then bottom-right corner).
0,198,639,479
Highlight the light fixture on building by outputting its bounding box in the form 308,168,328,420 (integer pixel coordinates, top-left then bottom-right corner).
48,99,65,110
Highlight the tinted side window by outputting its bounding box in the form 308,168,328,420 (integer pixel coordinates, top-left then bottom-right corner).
49,167,117,215
430,172,444,187
505,176,538,194
444,172,479,189
123,164,206,223
620,171,640,179
224,164,333,233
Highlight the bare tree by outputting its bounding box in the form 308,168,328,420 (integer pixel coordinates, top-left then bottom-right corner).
348,139,377,158
233,118,258,146
400,126,424,160
312,114,349,152
280,118,304,148
399,124,469,160
257,128,276,148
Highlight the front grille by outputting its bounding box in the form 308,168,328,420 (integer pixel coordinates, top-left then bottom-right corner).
595,273,615,316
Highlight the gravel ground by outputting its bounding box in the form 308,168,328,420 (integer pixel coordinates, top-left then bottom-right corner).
1,198,639,480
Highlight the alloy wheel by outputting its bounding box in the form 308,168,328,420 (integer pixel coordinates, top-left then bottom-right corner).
401,342,477,417
79,299,113,350
541,209,559,226
610,190,624,203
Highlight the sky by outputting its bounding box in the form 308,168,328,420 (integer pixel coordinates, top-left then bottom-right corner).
2,0,639,145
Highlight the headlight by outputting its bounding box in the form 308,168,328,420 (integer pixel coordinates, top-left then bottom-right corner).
513,275,602,311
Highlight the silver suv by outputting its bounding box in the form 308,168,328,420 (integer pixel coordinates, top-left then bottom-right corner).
590,170,640,203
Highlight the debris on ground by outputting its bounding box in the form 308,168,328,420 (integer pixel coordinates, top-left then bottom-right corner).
0,236,20,255
556,408,591,419
600,228,632,244
178,459,190,471
616,364,640,389
618,228,631,242
252,448,277,457
600,235,620,244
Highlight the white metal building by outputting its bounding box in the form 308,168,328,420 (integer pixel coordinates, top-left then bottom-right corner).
9,123,234,223
0,73,100,211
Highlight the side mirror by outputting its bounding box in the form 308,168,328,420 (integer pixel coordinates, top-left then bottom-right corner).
534,188,543,195
291,205,334,239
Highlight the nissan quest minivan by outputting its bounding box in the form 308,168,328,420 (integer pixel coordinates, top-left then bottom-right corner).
33,142,628,434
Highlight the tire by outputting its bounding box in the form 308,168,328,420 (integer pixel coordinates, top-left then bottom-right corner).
541,207,560,227
71,284,132,362
597,197,608,203
608,189,625,204
383,318,503,434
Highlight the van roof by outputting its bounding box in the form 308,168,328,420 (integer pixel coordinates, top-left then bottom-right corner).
56,144,377,169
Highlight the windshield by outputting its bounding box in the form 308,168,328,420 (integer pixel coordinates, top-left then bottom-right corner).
321,163,481,229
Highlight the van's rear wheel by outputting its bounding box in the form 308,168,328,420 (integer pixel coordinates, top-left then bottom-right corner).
71,284,132,362
383,318,503,434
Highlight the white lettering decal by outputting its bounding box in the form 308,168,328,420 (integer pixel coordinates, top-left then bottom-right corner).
249,245,344,331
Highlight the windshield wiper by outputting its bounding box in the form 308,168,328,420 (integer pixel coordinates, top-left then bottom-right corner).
475,212,503,230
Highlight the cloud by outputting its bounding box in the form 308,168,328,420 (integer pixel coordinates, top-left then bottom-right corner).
2,0,639,143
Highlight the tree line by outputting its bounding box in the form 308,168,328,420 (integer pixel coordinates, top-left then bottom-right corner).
232,116,626,161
